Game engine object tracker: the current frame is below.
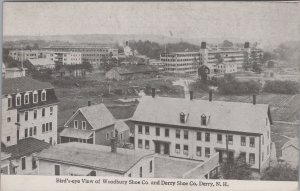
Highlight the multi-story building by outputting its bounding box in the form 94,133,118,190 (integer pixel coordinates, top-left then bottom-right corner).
160,52,201,75
45,51,82,65
131,89,272,172
8,50,43,61
2,77,59,146
43,44,118,68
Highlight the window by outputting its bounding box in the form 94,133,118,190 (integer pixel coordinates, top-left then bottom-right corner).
250,137,255,147
7,96,12,108
16,94,21,106
138,139,143,148
21,157,26,170
33,91,38,103
32,157,37,170
156,127,160,136
120,133,123,141
145,126,149,135
165,128,169,137
267,130,269,139
54,164,60,176
138,125,143,134
6,136,10,143
49,122,52,131
82,121,86,130
205,148,210,158
183,145,188,155
34,110,37,119
176,129,180,138
25,111,28,121
42,108,45,117
227,135,233,145
34,126,37,135
262,136,264,145
196,146,202,156
149,161,152,173
29,128,33,136
139,167,142,177
184,130,188,139
175,144,180,153
267,145,270,155
205,133,210,142
49,137,53,144
17,113,20,123
249,153,255,165
240,152,246,162
145,140,149,149
106,133,109,140
241,136,246,146
74,120,78,129
217,134,222,143
42,124,45,133
50,107,53,115
7,117,11,122
25,129,28,138
262,152,264,162
197,132,202,141
46,123,49,132
41,90,46,101
24,93,29,104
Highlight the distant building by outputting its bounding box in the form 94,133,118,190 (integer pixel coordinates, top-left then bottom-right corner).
4,68,27,79
9,50,44,61
45,51,82,65
280,139,299,168
28,58,56,70
58,65,87,78
123,41,133,57
149,59,164,71
131,90,272,172
105,65,158,81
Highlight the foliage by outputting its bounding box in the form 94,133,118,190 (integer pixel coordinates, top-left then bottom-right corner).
221,40,234,47
215,53,224,64
267,60,275,68
261,163,298,181
82,61,93,72
219,156,253,180
218,74,261,95
189,79,210,92
263,80,300,94
262,51,277,64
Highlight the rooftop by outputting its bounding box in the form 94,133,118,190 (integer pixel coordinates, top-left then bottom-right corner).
28,58,55,66
59,128,94,139
109,65,158,75
37,142,154,174
2,138,50,159
2,77,53,95
281,138,299,150
131,96,271,135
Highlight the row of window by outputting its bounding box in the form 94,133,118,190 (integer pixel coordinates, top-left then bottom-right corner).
42,122,53,133
22,107,53,122
24,126,37,138
74,120,87,130
7,90,47,108
106,131,123,141
21,156,37,171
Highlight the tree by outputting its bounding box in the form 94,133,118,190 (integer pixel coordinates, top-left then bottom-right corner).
215,53,224,64
261,164,298,181
219,156,253,180
263,80,300,94
222,40,234,48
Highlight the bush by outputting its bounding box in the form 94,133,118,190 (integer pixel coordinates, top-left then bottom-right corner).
263,80,300,94
189,79,209,92
261,164,298,181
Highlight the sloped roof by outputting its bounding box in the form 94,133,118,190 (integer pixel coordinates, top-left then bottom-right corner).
114,120,130,132
2,138,50,159
59,128,94,139
28,58,55,66
37,142,154,173
2,77,53,95
281,138,299,150
65,104,115,131
110,65,158,75
131,96,271,135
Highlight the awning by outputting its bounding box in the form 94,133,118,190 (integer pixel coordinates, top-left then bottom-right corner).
214,147,235,152
65,166,93,176
60,128,94,140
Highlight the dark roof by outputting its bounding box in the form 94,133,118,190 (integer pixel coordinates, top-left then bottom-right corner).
2,77,53,95
2,138,50,159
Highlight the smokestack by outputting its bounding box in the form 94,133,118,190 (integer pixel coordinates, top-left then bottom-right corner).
88,101,91,106
201,42,207,49
111,130,118,153
190,91,193,100
244,42,250,49
253,95,256,105
209,90,213,102
151,88,155,98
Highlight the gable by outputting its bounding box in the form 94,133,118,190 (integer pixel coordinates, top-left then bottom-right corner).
64,110,93,130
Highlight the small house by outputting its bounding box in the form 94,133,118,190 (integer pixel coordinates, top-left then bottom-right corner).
280,138,299,168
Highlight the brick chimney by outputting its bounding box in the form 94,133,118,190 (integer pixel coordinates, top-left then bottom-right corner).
190,91,193,100
151,88,155,98
111,130,118,153
253,95,256,105
88,101,91,106
209,90,213,102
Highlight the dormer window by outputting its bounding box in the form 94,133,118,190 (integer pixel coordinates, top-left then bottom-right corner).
7,95,12,108
24,93,29,105
33,91,38,103
41,90,46,101
16,94,21,106
201,114,207,126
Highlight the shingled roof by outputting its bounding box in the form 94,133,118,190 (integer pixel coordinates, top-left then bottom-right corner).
131,96,271,135
2,77,53,95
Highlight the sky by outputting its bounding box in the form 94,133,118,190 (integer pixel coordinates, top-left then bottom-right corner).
3,2,299,45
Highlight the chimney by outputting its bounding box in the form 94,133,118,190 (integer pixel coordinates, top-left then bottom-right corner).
253,95,256,105
201,42,207,49
111,130,118,153
151,88,155,98
88,101,91,106
190,91,194,100
209,90,213,102
244,42,250,49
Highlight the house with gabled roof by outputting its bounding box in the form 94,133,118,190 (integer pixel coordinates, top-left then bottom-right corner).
131,89,273,172
59,102,130,147
280,138,299,168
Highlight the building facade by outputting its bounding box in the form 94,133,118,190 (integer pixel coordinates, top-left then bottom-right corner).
131,91,272,172
46,51,82,65
9,50,43,61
